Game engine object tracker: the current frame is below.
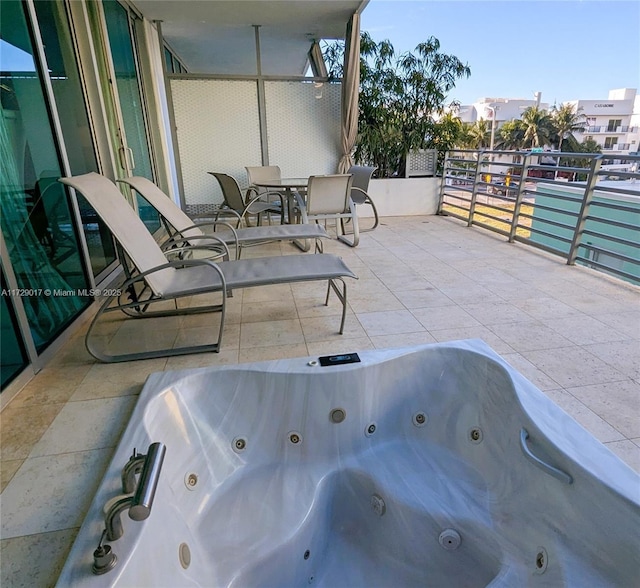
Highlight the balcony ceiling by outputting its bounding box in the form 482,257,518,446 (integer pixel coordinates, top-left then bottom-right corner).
131,0,367,75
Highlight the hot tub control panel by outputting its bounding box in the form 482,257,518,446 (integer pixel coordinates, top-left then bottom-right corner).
318,353,361,366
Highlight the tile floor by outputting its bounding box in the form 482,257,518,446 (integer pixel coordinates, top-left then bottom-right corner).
1,214,639,586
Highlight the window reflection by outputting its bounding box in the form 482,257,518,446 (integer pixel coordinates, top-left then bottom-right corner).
0,0,89,352
33,0,117,277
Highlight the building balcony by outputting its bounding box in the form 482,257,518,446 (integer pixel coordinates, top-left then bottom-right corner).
585,126,634,134
1,209,639,587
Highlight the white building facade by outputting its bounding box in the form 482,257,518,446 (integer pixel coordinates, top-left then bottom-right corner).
569,88,638,157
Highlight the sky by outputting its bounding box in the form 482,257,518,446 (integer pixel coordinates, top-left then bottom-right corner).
360,0,640,107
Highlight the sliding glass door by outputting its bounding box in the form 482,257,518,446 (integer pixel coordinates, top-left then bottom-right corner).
0,0,91,358
93,0,161,232
32,0,117,278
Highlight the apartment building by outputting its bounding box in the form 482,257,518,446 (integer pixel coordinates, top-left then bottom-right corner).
568,88,638,157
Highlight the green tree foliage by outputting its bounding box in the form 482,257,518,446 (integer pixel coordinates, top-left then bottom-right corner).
520,106,554,148
495,119,526,151
324,32,470,177
550,103,586,151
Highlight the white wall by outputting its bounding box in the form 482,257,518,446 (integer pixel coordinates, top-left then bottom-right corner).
362,178,441,217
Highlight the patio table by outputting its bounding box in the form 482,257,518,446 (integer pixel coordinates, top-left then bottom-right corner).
252,177,308,225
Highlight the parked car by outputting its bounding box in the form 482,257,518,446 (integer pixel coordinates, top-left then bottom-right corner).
488,180,518,197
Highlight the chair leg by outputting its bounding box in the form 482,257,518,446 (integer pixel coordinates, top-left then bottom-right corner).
85,291,227,362
326,278,348,334
337,212,359,247
361,198,379,232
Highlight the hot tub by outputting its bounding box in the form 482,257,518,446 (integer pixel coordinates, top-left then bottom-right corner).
57,340,639,587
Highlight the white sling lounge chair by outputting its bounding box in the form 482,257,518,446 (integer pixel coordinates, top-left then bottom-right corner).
120,176,328,259
59,173,357,363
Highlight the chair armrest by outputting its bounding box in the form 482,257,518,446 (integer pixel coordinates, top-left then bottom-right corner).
116,257,228,299
161,235,234,261
349,186,370,205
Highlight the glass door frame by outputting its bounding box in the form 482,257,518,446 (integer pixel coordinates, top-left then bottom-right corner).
87,0,159,201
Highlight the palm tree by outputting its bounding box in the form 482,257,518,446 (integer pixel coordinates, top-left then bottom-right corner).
551,103,586,151
464,119,491,149
495,119,526,151
520,106,554,148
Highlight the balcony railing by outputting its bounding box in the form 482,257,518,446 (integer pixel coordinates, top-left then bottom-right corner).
438,149,640,285
601,144,632,151
585,126,635,133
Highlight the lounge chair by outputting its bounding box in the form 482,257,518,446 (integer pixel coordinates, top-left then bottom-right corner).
296,174,360,248
59,173,357,362
120,176,329,259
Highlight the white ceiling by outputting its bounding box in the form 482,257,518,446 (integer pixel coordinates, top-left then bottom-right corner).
131,0,367,75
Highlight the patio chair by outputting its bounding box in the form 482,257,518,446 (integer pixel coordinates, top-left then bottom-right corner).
348,165,379,232
59,172,357,362
120,176,329,259
296,174,359,249
210,172,284,226
245,165,287,220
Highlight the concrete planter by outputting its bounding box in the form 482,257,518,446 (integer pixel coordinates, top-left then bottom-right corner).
359,177,441,218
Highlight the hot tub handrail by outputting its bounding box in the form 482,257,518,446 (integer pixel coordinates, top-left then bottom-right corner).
520,428,573,485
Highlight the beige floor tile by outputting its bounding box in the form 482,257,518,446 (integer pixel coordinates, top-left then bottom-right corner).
369,331,437,350
500,353,562,391
301,313,367,343
240,319,304,348
541,314,630,346
350,310,423,340
164,348,240,370
105,326,178,357
1,403,65,461
242,284,293,303
429,326,514,355
565,380,640,439
173,322,240,350
487,321,574,353
1,448,113,537
1,459,23,492
393,288,454,310
459,301,533,326
241,299,299,323
71,358,167,401
1,528,77,588
9,365,92,407
238,343,309,363
47,336,96,367
411,306,481,331
543,389,626,443
521,347,628,389
592,311,640,339
181,307,237,329
294,293,345,319
582,340,640,381
30,396,137,457
512,296,581,320
306,337,374,357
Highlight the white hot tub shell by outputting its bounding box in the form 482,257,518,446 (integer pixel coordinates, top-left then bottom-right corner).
57,340,640,587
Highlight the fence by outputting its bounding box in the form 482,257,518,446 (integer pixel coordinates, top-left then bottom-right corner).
438,149,640,285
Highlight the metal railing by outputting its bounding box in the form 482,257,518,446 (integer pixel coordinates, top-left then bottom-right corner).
438,149,640,285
